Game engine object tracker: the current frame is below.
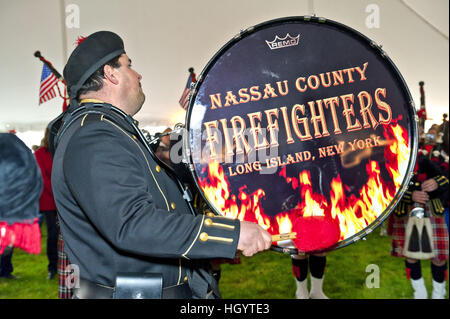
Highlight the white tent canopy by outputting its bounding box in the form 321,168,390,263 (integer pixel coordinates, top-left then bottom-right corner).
0,0,448,148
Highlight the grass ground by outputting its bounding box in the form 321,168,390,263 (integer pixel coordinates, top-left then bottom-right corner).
0,224,58,299
0,224,448,299
219,229,449,299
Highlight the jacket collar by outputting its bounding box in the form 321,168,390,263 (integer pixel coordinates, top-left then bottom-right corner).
78,99,140,134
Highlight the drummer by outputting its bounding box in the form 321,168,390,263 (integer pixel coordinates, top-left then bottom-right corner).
52,31,272,299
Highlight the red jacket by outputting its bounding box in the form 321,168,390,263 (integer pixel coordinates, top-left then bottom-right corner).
34,147,56,211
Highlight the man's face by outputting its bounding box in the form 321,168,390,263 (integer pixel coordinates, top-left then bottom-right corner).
116,54,145,115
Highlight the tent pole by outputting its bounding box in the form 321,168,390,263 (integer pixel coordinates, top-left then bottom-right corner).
59,0,68,63
308,0,315,15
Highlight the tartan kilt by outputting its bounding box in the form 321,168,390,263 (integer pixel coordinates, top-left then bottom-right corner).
57,231,73,299
391,215,449,260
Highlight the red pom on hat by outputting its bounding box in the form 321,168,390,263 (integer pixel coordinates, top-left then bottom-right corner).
75,36,86,46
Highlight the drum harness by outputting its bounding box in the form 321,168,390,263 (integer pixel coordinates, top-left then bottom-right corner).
54,102,197,217
54,103,231,298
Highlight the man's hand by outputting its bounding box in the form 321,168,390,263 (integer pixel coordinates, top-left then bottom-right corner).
237,221,272,257
412,190,429,205
421,178,438,192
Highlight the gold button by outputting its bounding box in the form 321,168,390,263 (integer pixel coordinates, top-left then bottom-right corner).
199,232,208,242
204,218,213,226
132,134,137,140
206,210,215,217
184,276,189,283
171,202,176,210
155,165,161,173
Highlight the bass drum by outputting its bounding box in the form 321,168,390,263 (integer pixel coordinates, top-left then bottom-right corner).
184,16,418,254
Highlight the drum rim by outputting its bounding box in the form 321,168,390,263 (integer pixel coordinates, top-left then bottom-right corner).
185,15,419,253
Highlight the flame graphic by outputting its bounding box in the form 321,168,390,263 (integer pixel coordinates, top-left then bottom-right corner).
197,121,410,252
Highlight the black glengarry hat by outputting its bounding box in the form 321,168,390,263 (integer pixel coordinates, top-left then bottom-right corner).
63,31,125,100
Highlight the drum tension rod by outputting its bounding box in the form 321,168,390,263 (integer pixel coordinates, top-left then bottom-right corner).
183,186,193,202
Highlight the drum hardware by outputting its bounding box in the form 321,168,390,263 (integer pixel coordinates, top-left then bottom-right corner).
173,122,185,130
141,128,152,142
140,128,158,151
195,74,203,84
182,133,190,163
246,26,255,33
148,122,195,179
147,125,184,145
182,186,193,202
369,41,387,58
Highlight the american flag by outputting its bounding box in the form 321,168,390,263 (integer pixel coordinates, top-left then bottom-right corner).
39,63,59,104
178,69,196,110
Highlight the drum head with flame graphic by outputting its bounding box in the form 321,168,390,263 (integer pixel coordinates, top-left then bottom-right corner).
185,17,418,253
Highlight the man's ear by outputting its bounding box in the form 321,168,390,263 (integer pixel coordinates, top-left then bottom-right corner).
103,65,119,85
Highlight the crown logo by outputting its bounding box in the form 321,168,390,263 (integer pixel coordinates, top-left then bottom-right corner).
265,33,300,50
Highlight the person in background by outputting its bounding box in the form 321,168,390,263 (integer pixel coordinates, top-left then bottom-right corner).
0,132,42,279
154,127,172,166
34,127,58,279
390,124,449,299
33,143,45,228
46,123,74,298
436,114,449,231
292,253,328,299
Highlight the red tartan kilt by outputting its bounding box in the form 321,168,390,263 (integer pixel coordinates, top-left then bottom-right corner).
57,232,73,299
391,215,449,260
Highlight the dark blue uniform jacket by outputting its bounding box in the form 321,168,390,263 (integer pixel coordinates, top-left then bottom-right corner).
51,102,240,298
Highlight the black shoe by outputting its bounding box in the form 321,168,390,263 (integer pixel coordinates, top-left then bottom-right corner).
47,271,57,280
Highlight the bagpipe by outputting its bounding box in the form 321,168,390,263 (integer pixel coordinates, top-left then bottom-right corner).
417,81,427,133
151,16,420,255
401,82,448,260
